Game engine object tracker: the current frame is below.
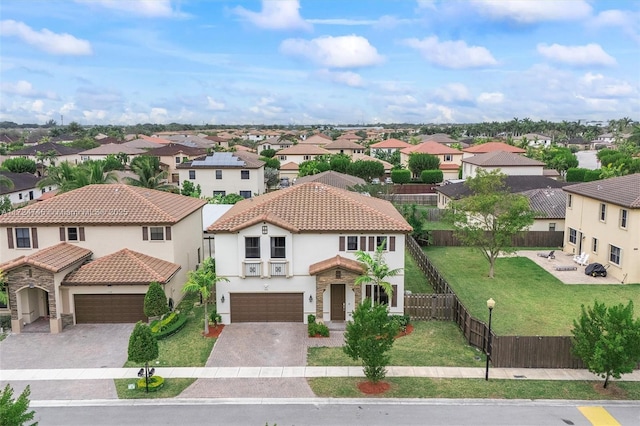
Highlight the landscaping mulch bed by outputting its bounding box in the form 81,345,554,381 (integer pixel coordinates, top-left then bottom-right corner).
202,325,225,338
358,381,391,394
396,324,414,338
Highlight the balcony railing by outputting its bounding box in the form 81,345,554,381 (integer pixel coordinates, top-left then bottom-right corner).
269,260,288,277
242,261,262,278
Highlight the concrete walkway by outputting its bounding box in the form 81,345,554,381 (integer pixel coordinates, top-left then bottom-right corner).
3,366,640,381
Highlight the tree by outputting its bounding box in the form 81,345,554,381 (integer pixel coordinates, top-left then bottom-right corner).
0,196,12,215
264,167,279,188
180,181,201,198
144,282,169,318
260,157,280,170
259,148,276,158
572,301,640,388
0,384,38,426
346,160,384,182
354,244,402,305
125,156,174,191
407,153,439,177
182,258,228,335
343,299,399,384
102,154,125,171
445,169,535,278
329,154,351,174
127,321,159,393
1,158,37,174
390,169,410,184
0,174,14,190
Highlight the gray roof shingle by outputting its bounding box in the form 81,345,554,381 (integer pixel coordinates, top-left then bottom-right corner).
563,173,640,208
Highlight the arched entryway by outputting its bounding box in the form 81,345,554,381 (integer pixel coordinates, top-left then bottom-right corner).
14,285,51,333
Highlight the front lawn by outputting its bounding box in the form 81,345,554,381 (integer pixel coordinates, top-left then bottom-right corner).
404,249,433,293
308,377,640,399
307,321,483,367
424,247,640,335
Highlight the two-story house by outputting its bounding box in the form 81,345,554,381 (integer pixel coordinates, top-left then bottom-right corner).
7,142,82,170
145,144,207,184
0,172,56,205
77,143,146,162
0,184,206,333
400,141,463,180
461,151,544,179
177,151,265,199
207,182,412,324
563,174,640,284
322,139,365,156
462,142,526,159
369,138,412,158
276,144,331,165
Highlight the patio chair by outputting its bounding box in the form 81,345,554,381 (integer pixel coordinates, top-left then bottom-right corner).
578,254,590,266
537,250,555,259
573,252,586,264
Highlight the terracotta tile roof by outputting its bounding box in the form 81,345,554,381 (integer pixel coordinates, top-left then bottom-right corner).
563,173,640,208
309,255,365,275
140,135,172,144
419,133,458,144
9,142,81,156
0,184,207,225
233,144,254,152
293,171,366,190
207,182,412,233
277,145,331,155
280,162,299,170
401,141,462,155
463,142,526,154
145,143,207,157
121,139,163,149
521,188,566,219
299,134,331,145
79,143,146,156
323,139,365,150
370,138,412,149
351,153,393,170
62,249,180,286
462,151,544,167
0,243,92,273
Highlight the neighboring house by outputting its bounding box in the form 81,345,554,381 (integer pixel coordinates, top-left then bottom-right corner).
276,144,331,165
565,137,589,150
323,139,365,156
462,142,526,159
204,135,231,149
139,135,172,145
207,182,412,324
399,141,463,180
257,136,293,153
297,133,332,146
165,135,217,150
419,133,458,145
562,174,640,284
202,204,234,259
177,151,265,199
516,133,552,147
369,138,412,158
77,144,146,162
351,153,394,176
120,139,163,150
0,184,206,333
0,171,56,205
279,161,300,182
7,142,82,168
293,170,366,191
461,151,544,179
145,144,207,183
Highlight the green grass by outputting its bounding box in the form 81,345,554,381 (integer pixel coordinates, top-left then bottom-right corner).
123,293,216,368
424,246,640,335
114,378,196,399
307,321,483,367
404,249,433,293
308,377,640,399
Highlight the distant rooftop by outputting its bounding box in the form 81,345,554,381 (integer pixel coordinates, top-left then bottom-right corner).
191,152,246,167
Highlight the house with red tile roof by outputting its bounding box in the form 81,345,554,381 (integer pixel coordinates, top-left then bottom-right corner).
0,184,206,333
462,142,526,158
461,151,545,179
369,138,412,158
322,139,365,156
400,141,463,180
276,144,331,165
146,143,207,184
298,133,332,146
206,182,412,323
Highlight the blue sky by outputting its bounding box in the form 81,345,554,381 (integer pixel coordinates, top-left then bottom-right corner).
0,0,638,125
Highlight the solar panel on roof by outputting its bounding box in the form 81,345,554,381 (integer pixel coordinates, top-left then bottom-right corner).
191,152,246,167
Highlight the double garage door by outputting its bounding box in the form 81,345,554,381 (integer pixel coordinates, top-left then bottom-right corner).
230,293,303,322
74,294,146,324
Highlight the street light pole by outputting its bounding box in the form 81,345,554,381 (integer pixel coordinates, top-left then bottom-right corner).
485,298,495,381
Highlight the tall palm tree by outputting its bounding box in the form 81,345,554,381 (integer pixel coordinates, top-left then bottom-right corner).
0,174,14,191
125,156,175,191
182,258,228,335
354,244,403,306
36,161,76,192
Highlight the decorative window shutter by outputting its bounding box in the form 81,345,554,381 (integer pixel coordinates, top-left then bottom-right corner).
392,285,398,307
368,236,375,251
339,236,345,251
59,227,66,241
165,226,172,241
360,236,366,251
365,285,372,300
142,227,149,241
79,227,85,241
31,228,39,249
7,228,14,249
389,236,396,251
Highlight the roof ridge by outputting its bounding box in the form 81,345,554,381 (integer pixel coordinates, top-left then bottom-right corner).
125,249,167,282
118,185,178,222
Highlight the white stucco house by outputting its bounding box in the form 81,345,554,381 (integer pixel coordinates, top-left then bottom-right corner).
206,182,412,324
0,172,56,205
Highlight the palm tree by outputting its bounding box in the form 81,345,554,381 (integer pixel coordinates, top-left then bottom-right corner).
37,161,117,193
0,174,14,191
125,156,174,191
37,161,76,192
182,258,228,335
354,244,403,306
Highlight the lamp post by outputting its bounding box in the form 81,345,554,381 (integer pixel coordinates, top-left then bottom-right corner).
485,298,495,381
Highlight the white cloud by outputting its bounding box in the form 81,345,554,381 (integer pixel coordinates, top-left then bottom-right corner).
477,92,504,104
249,97,284,117
206,96,225,110
233,0,312,31
416,0,437,10
75,0,181,18
537,43,616,66
0,80,57,99
31,99,44,113
579,73,636,98
590,10,640,44
402,36,497,69
82,109,108,122
470,0,592,23
317,70,364,87
433,83,472,103
280,35,384,68
0,20,92,55
150,108,169,123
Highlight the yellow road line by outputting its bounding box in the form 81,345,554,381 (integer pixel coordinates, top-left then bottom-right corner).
578,406,621,426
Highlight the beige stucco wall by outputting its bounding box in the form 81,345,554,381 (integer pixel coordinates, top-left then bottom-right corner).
178,167,265,198
564,194,639,283
462,164,543,179
528,219,564,232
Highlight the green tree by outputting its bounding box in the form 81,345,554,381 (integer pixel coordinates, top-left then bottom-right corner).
354,244,402,305
1,158,37,174
260,157,280,170
343,299,399,384
420,169,443,184
144,282,169,318
0,269,7,306
347,160,384,182
407,153,439,177
0,196,12,215
444,169,535,278
127,321,159,393
298,158,331,177
329,154,351,174
68,137,99,150
125,156,174,191
0,174,14,190
180,181,201,198
264,167,279,188
182,258,228,335
572,301,640,388
34,149,58,168
102,154,125,171
391,169,410,184
0,384,38,426
36,161,77,192
259,148,276,158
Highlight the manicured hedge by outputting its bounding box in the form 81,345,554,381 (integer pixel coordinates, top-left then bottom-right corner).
150,313,187,340
137,375,164,392
566,168,587,182
391,169,411,184
584,169,602,182
421,169,443,184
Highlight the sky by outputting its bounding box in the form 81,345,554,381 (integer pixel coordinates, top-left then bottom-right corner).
0,0,638,126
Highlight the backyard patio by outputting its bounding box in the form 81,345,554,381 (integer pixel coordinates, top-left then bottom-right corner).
517,250,622,285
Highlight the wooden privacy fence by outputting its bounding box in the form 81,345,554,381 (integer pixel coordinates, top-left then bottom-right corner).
381,194,437,205
405,235,593,369
429,230,565,247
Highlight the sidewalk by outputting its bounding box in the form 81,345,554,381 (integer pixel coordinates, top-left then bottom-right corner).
2,366,640,382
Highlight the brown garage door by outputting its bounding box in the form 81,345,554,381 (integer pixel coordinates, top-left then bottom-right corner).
74,294,146,324
230,293,303,322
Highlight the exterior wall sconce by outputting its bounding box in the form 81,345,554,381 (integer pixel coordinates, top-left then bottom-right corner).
309,295,313,303
221,295,225,303
262,225,268,234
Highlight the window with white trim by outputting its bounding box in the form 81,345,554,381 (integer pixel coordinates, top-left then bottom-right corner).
215,170,222,180
67,227,78,241
239,190,251,199
188,170,196,180
568,228,577,244
150,227,164,241
175,156,181,165
609,245,621,265
15,228,30,248
213,190,226,196
444,154,453,162
241,170,250,180
592,238,598,253
599,203,606,222
347,236,358,251
620,209,628,229
549,223,556,232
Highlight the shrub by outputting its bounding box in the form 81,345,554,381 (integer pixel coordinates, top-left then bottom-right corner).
150,313,187,340
0,315,11,330
391,169,411,184
390,314,411,332
136,375,164,392
421,169,443,184
566,167,587,182
209,308,222,326
584,169,602,182
144,282,169,318
315,323,330,337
